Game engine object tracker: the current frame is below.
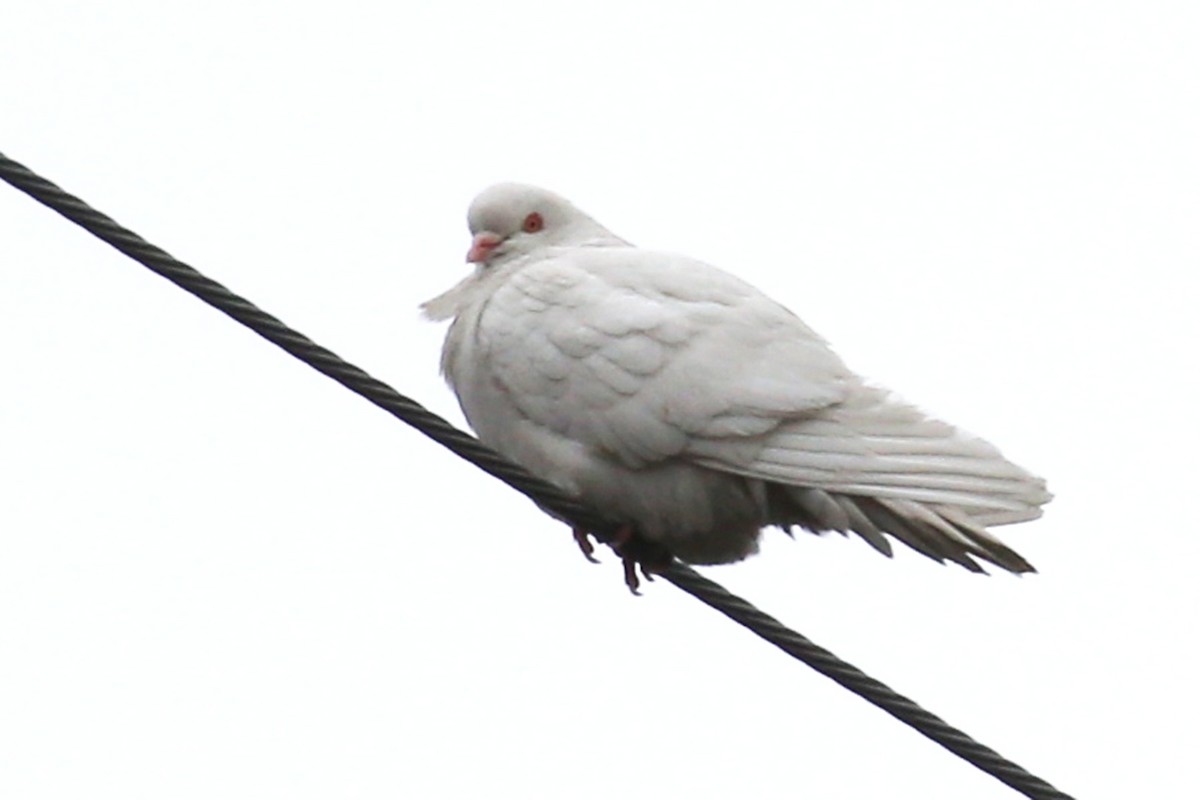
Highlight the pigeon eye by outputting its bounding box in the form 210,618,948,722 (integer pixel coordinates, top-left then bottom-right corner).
522,212,544,233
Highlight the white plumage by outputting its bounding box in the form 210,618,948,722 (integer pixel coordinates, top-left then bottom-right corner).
424,183,1050,573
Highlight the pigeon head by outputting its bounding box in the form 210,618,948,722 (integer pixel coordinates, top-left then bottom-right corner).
465,183,624,266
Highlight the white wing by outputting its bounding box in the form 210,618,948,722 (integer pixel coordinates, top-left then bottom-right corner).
691,386,1050,525
477,246,852,468
466,245,1048,572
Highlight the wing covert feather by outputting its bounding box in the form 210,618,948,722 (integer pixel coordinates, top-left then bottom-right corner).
478,249,851,467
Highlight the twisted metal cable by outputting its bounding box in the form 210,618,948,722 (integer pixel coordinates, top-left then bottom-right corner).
1,151,1073,800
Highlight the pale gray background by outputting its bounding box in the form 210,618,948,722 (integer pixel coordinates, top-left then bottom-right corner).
2,3,1197,798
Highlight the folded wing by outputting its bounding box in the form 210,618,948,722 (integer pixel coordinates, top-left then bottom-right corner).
480,247,1049,571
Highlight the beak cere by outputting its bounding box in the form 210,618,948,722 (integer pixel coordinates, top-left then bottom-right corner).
466,231,503,263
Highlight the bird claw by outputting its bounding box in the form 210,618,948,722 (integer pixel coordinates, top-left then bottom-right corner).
620,554,659,595
572,525,667,595
622,554,642,595
572,528,601,564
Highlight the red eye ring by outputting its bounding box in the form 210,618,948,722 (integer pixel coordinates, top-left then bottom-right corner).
522,212,544,233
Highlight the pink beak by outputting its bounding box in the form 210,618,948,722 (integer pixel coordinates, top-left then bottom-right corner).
466,231,503,263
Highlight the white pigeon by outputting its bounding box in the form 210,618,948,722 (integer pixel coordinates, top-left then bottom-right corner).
424,183,1050,583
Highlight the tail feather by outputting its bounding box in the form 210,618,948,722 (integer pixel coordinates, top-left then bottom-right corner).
855,495,987,573
771,484,1037,574
787,487,893,556
834,494,893,557
705,384,1049,573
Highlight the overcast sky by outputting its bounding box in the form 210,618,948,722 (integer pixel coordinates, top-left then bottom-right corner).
2,3,1197,798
